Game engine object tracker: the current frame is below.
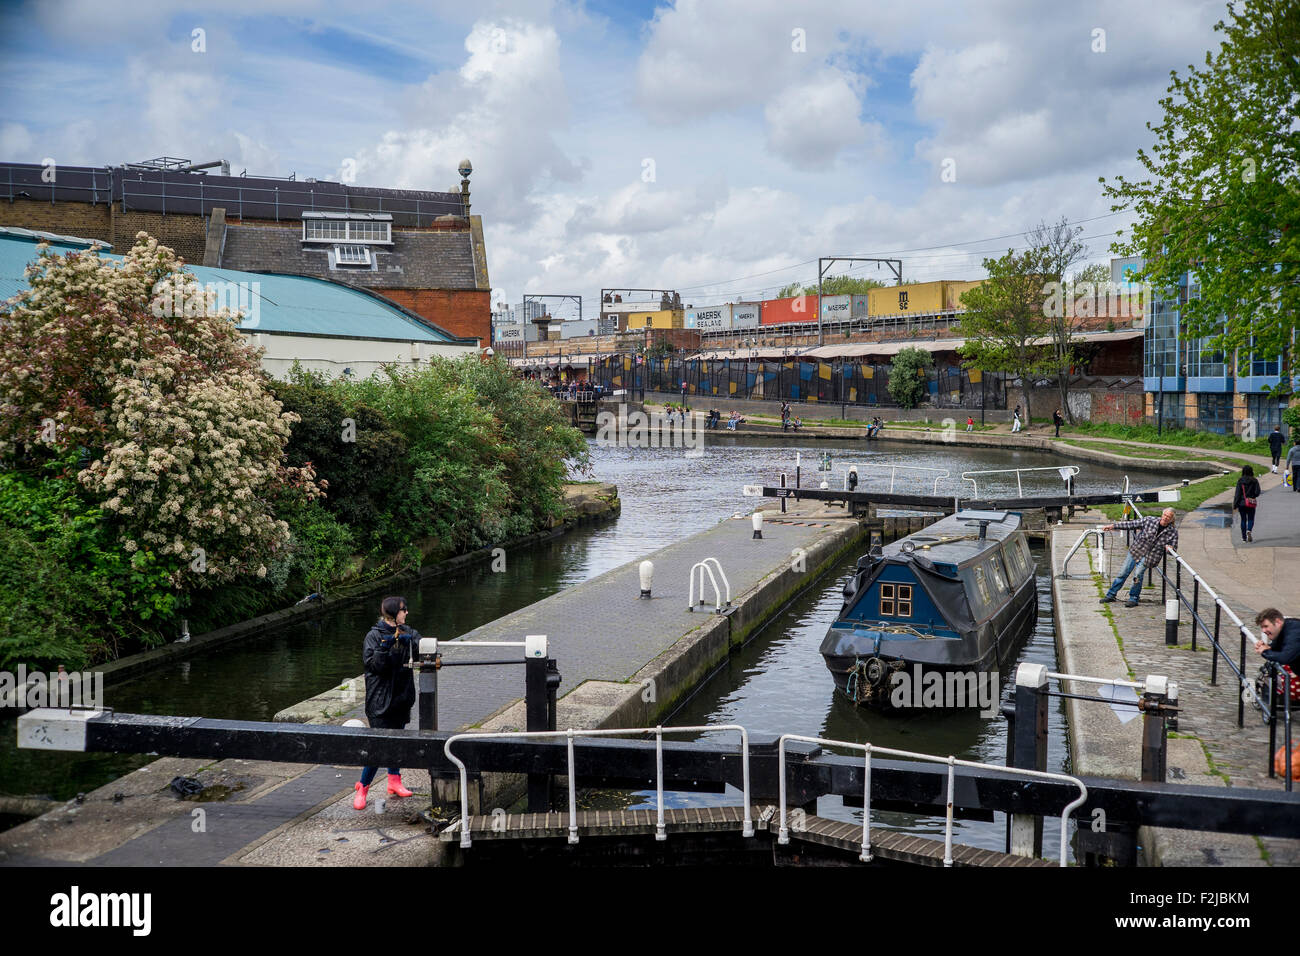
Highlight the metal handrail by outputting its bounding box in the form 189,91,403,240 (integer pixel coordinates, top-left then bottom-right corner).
688,558,730,611
1144,545,1289,788
1058,527,1106,579
962,465,1080,497
775,734,1087,867
443,725,753,848
838,463,950,494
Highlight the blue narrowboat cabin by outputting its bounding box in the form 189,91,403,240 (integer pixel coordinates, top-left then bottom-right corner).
818,510,1037,709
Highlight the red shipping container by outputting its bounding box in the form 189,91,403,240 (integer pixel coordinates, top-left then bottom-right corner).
761,295,819,326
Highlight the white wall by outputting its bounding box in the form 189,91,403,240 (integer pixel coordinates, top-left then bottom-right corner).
244,331,477,379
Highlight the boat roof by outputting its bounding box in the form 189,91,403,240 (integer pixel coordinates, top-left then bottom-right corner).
875,511,1022,568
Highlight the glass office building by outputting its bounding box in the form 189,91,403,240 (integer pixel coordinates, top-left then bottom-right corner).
1135,257,1292,436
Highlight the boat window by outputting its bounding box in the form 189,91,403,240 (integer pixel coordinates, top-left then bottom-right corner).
880,583,913,618
989,557,1007,592
973,567,990,605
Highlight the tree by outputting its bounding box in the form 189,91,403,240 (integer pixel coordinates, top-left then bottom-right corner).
956,248,1052,425
1100,0,1300,405
1027,217,1088,423
888,346,933,409
776,275,887,298
0,234,319,589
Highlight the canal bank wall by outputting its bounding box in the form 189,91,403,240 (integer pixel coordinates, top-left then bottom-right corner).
41,482,621,697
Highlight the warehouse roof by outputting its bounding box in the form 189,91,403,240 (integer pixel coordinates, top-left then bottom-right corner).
0,230,471,345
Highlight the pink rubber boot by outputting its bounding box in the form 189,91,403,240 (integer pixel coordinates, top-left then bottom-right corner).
387,774,414,798
353,781,368,810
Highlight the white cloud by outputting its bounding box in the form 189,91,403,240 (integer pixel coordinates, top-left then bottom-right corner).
764,70,881,170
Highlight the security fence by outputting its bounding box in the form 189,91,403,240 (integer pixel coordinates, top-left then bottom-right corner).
591,355,1006,409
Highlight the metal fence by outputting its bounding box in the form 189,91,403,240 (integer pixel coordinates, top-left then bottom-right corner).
590,355,1006,409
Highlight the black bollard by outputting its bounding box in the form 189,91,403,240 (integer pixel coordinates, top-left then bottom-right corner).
1140,676,1170,782
1165,599,1179,647
525,651,550,812
1010,663,1048,858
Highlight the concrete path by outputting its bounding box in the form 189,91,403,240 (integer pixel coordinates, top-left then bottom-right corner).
1,512,861,867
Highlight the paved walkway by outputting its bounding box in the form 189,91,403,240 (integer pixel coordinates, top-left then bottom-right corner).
1053,520,1300,865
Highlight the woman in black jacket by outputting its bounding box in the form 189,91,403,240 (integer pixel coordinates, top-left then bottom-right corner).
354,596,420,810
1233,465,1261,543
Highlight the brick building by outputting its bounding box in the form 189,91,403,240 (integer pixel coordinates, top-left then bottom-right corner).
0,159,491,343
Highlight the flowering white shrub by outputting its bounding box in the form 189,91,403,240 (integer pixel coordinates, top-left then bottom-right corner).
0,233,320,587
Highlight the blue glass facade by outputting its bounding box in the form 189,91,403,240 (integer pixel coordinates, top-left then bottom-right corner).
1136,259,1290,434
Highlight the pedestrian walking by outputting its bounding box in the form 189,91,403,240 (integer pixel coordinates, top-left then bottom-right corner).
1233,465,1261,543
1053,408,1064,438
1289,439,1300,493
1099,508,1179,607
1012,406,1022,433
1267,426,1285,474
354,596,420,810
966,416,974,432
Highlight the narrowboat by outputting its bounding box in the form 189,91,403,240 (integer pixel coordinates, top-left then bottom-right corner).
818,510,1038,710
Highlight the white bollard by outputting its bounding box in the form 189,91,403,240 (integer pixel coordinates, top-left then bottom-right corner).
752,512,763,540
1165,599,1179,646
639,560,653,598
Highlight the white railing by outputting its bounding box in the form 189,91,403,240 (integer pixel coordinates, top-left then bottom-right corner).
838,463,950,494
688,558,730,611
443,725,753,848
1058,527,1107,579
962,465,1080,497
775,734,1087,867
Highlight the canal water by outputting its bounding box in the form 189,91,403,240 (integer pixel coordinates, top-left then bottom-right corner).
1,436,1177,841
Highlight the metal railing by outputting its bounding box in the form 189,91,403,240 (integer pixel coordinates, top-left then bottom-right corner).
1058,527,1106,579
962,465,1080,497
443,724,753,848
838,463,950,495
775,734,1087,867
688,558,731,611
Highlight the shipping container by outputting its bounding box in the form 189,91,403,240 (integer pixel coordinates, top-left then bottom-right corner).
732,303,760,328
867,281,945,317
559,320,597,339
625,309,681,330
819,294,851,324
943,280,983,311
494,324,525,342
761,295,819,326
850,294,871,318
686,304,731,331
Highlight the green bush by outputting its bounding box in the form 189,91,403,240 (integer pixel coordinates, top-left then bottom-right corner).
888,347,934,409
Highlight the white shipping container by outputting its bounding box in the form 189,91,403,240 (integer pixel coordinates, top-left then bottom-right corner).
731,303,760,329
560,320,598,339
495,325,525,341
819,294,851,323
686,304,731,331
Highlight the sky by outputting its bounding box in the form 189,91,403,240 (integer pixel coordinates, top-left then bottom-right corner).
0,0,1227,321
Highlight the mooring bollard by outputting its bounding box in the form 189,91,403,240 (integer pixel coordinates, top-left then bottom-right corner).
1010,662,1048,858
1165,599,1180,647
780,473,787,514
524,635,552,812
417,638,441,732
752,511,763,539
1141,676,1171,782
639,560,653,599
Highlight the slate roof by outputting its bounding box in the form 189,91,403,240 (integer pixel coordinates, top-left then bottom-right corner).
220,224,479,290
0,231,469,344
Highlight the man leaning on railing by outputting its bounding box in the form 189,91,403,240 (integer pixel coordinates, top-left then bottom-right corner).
1099,507,1179,608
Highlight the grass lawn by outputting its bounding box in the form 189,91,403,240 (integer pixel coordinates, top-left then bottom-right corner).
1061,439,1257,468
1093,471,1238,520
1062,421,1272,458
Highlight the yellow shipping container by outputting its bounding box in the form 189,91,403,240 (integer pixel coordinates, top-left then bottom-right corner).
867,281,946,317
625,309,681,329
944,280,983,311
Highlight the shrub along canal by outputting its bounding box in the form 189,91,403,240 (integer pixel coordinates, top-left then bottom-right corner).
0,435,1183,835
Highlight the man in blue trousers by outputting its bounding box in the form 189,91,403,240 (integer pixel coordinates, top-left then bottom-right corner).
1099,507,1179,608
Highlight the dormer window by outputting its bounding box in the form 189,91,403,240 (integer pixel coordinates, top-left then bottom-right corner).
302,212,392,244
334,244,371,266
